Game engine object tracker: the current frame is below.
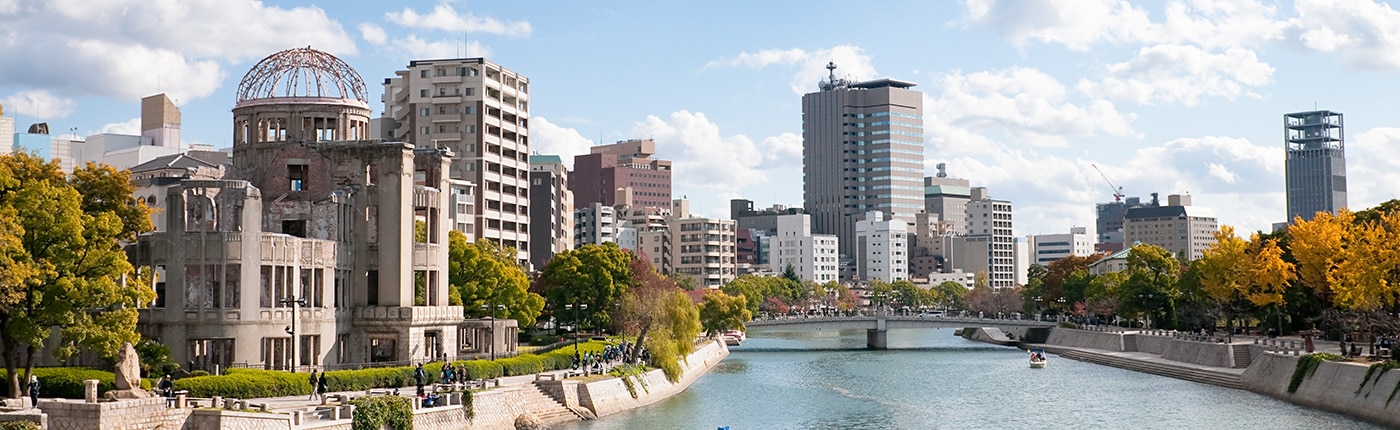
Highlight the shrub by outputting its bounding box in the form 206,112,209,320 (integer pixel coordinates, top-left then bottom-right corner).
0,368,152,399
174,368,310,398
496,356,543,376
457,360,502,380
0,421,39,430
350,395,412,430
187,370,209,378
1289,353,1344,393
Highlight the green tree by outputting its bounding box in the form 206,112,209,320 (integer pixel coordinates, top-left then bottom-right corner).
616,254,678,363
869,279,893,310
932,281,968,311
699,291,752,335
891,280,925,310
645,289,701,382
720,274,776,316
0,154,155,398
447,231,544,327
1123,243,1182,329
539,243,632,330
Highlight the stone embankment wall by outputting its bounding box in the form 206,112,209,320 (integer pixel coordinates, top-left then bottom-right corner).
1241,353,1400,428
578,338,728,417
1044,328,1125,351
40,398,192,430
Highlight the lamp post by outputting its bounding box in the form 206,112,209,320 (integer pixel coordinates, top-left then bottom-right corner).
1056,297,1066,323
482,303,506,361
565,303,588,362
279,297,307,372
1034,297,1043,321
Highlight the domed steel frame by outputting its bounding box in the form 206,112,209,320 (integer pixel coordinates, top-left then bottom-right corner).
235,46,367,103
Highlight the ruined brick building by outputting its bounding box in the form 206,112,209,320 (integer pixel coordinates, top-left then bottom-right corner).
128,47,514,371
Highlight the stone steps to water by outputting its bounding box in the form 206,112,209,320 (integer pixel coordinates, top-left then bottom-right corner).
1057,350,1243,390
520,383,584,424
1230,344,1252,368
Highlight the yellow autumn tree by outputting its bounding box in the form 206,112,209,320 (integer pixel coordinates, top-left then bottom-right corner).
1197,225,1250,304
1288,210,1349,304
1331,211,1400,311
1244,234,1294,307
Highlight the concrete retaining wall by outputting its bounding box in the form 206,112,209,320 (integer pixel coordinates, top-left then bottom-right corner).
1045,328,1124,351
1132,334,1173,355
1160,339,1233,368
1241,352,1400,428
41,397,192,430
579,339,728,418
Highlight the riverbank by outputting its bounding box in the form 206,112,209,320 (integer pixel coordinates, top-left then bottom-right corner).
1023,328,1400,428
24,339,729,430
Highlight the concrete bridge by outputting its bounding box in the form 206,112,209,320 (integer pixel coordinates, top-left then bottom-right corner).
746,315,1055,349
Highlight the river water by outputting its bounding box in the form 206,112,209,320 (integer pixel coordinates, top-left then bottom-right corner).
560,328,1381,430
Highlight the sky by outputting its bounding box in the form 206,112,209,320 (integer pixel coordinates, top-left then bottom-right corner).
4,0,1400,238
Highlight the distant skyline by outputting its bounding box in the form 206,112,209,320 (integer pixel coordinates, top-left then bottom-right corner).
5,1,1400,237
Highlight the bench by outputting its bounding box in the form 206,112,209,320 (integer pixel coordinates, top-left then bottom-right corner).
365,388,394,396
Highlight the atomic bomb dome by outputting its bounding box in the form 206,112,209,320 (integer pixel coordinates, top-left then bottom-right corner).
235,46,367,107
232,47,373,146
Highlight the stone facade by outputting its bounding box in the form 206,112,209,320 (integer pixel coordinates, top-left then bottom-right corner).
40,398,191,430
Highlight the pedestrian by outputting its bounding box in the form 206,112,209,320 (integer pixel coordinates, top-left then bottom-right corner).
413,363,426,396
26,375,38,408
158,375,174,398
317,372,329,400
308,371,319,400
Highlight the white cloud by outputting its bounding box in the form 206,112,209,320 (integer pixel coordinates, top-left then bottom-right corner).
96,117,140,136
1207,163,1238,183
1290,0,1400,70
925,67,1137,148
1077,45,1274,106
628,111,768,196
1,90,75,119
705,45,878,95
359,23,388,45
0,1,353,103
386,3,532,37
0,0,17,15
760,132,802,166
1123,135,1280,195
959,0,1287,50
1348,127,1400,208
396,35,490,60
530,117,595,170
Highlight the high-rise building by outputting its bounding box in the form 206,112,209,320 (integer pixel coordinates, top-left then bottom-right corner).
1285,110,1347,223
854,211,908,283
528,155,573,270
1123,193,1218,261
570,139,672,210
924,164,971,235
769,214,840,283
966,187,1014,289
574,202,619,247
1094,196,1147,253
0,103,13,154
383,58,531,263
802,63,923,279
1029,227,1095,266
669,201,736,288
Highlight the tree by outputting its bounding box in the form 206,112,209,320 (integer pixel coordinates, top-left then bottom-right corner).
447,231,544,327
1288,209,1349,304
539,243,632,330
645,290,701,382
669,272,699,291
834,284,859,312
1123,243,1182,329
616,253,680,363
699,291,751,335
932,281,968,311
891,280,925,310
0,154,155,398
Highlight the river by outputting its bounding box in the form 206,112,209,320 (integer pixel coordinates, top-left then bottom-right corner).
560,328,1381,430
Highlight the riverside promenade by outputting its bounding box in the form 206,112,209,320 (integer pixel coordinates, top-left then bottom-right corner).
1022,327,1399,428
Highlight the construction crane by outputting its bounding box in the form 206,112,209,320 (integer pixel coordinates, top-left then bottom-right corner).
1091,163,1125,202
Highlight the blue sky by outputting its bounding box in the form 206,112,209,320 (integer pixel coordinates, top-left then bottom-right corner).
4,0,1400,238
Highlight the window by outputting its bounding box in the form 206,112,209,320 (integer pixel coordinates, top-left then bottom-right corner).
420,70,429,78
421,108,430,117
370,337,396,362
420,89,429,97
300,335,320,366
465,106,476,115
366,270,380,306
288,164,308,191
465,87,475,96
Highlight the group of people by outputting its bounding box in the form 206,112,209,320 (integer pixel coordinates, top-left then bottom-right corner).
412,362,474,398
306,371,331,401
573,342,645,374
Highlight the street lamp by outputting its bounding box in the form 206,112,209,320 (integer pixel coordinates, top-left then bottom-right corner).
564,303,588,364
1034,297,1043,321
481,303,506,361
1056,297,1066,323
279,297,307,372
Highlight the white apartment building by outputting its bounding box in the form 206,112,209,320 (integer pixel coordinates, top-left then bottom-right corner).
855,211,908,282
768,214,840,283
383,58,531,263
574,202,618,247
670,202,736,287
966,187,1014,289
1029,226,1095,266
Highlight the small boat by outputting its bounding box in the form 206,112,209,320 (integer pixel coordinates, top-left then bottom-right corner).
1029,348,1047,368
722,330,746,346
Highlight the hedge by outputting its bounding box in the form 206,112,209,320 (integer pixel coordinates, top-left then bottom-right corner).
173,340,620,398
174,368,311,398
349,395,412,430
0,368,152,399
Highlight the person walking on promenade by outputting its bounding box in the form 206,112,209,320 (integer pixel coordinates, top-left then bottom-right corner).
26,375,39,408
158,375,174,398
413,363,427,397
307,371,319,400
317,372,329,401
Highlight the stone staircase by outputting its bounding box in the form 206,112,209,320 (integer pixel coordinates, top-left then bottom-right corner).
1057,350,1243,390
519,383,585,425
1230,344,1252,368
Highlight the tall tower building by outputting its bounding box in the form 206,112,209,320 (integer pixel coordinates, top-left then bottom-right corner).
802,62,923,279
1284,110,1347,223
383,58,531,263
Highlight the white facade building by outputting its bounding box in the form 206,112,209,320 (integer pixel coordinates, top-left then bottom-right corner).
855,211,908,282
768,214,840,283
1029,227,1095,266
